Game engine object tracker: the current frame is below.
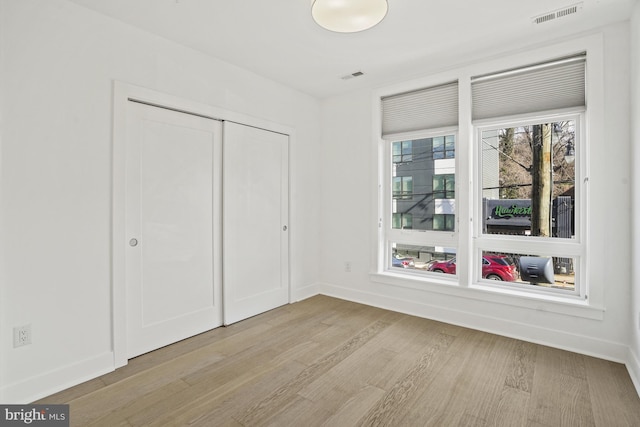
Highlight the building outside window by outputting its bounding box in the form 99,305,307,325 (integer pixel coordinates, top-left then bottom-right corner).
393,140,413,163
433,173,455,199
392,176,413,200
433,214,455,231
433,135,455,159
391,137,456,232
392,213,413,230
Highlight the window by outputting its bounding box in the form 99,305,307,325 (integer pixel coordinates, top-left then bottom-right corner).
480,121,576,239
392,176,413,200
433,214,455,231
392,213,413,229
433,174,455,199
476,116,581,293
391,244,457,273
433,135,455,159
471,54,585,296
378,53,587,301
393,140,413,163
381,81,459,275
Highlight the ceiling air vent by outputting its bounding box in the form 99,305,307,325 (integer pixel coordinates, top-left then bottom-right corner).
533,2,582,25
341,71,364,80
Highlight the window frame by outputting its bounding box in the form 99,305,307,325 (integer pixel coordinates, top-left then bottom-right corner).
382,128,459,274
372,34,604,320
472,110,586,299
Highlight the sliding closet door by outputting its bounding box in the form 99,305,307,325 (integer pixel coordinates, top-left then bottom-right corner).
125,101,223,358
223,122,289,325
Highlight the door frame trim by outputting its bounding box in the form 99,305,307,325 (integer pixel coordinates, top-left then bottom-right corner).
112,81,293,368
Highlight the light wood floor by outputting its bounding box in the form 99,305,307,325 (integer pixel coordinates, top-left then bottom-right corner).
39,295,640,426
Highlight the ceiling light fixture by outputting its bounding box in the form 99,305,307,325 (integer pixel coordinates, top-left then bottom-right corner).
312,0,388,33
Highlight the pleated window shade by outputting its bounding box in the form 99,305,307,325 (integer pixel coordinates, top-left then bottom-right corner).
471,54,586,121
381,81,458,137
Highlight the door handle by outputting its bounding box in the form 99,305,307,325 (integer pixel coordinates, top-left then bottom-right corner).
282,225,288,231
129,238,139,247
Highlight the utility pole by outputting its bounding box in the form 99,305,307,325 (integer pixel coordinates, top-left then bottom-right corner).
531,124,552,237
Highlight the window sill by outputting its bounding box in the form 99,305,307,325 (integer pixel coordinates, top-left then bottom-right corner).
370,271,604,320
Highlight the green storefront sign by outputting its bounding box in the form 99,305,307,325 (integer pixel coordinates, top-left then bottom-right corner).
493,204,532,219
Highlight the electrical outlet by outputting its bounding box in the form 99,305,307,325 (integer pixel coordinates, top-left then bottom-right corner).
13,324,31,348
344,261,352,272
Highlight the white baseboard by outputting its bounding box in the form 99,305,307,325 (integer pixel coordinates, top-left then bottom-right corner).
291,283,320,303
0,352,114,404
318,282,629,364
627,347,640,397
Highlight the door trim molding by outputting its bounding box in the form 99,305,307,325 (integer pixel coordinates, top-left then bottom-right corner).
112,81,293,368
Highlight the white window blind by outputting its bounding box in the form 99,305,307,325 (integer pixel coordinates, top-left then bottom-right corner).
471,54,586,121
381,81,458,137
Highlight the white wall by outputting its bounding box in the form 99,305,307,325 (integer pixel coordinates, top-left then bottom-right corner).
1,0,636,405
0,0,321,402
630,0,640,391
319,22,633,370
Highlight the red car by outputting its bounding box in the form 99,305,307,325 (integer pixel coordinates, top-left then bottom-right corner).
392,254,415,268
428,255,518,281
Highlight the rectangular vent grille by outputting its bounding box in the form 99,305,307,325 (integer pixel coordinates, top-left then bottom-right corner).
341,71,364,80
534,13,556,24
533,3,582,25
557,6,578,18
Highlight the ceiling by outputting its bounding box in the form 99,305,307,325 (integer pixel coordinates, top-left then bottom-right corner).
69,0,635,99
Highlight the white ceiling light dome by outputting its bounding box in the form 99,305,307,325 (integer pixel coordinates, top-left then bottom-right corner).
312,0,388,33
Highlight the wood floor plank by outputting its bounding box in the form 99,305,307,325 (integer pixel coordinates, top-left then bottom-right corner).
260,395,333,427
179,321,327,386
527,345,595,426
584,355,640,426
356,329,460,426
293,309,402,366
145,361,309,427
36,296,640,427
127,322,331,425
485,386,530,427
320,384,387,427
299,314,438,402
504,340,538,393
298,347,396,403
478,339,536,426
434,333,520,423
235,319,393,426
392,328,486,426
65,339,227,424
360,315,457,392
100,303,292,387
33,377,107,405
129,333,318,425
85,380,189,427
